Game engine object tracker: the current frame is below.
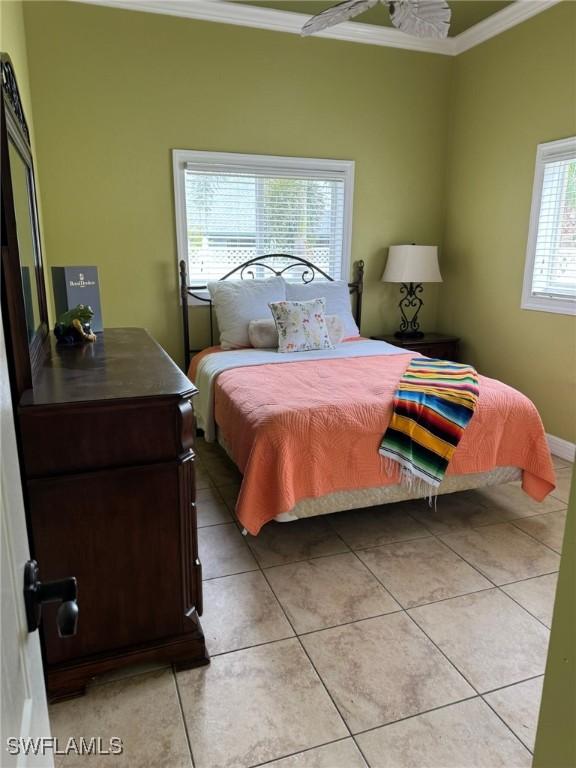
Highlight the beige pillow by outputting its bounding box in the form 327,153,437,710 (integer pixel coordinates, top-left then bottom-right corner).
249,313,344,349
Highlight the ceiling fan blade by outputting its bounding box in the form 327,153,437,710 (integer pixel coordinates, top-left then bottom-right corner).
388,0,451,39
301,0,380,37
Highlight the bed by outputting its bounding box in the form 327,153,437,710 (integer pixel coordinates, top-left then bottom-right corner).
180,255,556,536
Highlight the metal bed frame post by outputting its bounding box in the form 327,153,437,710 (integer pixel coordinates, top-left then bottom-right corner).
355,259,364,328
179,260,191,371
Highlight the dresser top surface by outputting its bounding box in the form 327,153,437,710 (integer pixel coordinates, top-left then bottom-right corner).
20,328,196,407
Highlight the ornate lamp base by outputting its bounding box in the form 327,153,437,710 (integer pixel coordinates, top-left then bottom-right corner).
395,282,425,338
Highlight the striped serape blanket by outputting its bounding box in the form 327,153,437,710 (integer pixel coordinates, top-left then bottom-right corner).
379,357,480,491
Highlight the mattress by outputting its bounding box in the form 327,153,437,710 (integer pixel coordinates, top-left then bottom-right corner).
217,430,521,523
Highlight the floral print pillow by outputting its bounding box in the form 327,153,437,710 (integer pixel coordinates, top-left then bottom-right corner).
268,298,335,353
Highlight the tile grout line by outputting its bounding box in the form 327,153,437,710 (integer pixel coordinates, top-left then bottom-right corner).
256,557,355,742
402,507,509,590
480,692,537,756
351,736,373,768
350,693,479,738
197,519,234,530
495,584,554,631
400,609,481,692
407,513,558,632
423,534,558,635
499,570,560,588
203,565,259,582
203,571,551,656
480,671,545,697
401,609,537,755
245,737,358,768
410,502,564,560
349,668,545,741
423,521,539,591
507,516,566,556
346,539,494,610
171,667,197,768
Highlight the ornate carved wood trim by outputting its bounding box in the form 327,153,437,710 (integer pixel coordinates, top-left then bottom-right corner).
1,55,30,142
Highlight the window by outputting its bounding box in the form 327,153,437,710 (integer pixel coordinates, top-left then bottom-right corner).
173,150,354,292
522,136,576,315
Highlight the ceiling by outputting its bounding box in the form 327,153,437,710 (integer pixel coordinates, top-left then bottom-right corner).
239,0,513,37
73,0,558,55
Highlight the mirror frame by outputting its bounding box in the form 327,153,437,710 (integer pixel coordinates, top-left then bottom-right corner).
1,53,49,399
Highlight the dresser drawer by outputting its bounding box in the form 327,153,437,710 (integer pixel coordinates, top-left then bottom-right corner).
30,457,200,665
19,396,195,477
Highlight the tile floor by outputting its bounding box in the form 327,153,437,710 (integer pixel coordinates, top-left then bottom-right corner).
49,442,572,767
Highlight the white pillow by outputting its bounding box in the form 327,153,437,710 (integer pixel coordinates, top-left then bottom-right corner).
284,280,360,338
249,314,344,349
207,277,286,350
269,298,334,353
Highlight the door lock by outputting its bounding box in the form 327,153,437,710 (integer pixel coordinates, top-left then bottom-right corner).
23,560,78,637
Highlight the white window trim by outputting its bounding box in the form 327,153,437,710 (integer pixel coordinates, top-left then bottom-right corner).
521,136,576,316
172,149,355,304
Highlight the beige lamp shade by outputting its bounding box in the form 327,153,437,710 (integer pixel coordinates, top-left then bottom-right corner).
381,245,443,283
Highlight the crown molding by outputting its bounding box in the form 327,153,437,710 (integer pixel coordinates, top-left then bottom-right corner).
452,0,563,54
71,0,455,53
72,0,562,56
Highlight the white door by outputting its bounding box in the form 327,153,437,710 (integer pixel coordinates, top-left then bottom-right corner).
0,307,53,767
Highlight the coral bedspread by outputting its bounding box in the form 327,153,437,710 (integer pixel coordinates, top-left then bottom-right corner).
190,348,555,535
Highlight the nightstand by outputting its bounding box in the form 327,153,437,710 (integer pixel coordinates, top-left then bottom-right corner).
371,333,460,361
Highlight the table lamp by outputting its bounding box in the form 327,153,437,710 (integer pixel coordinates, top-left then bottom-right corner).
381,244,442,339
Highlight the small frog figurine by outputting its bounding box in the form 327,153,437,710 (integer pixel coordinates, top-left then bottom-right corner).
54,304,97,345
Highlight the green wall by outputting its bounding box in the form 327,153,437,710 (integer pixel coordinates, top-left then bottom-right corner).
439,2,576,441
22,0,452,361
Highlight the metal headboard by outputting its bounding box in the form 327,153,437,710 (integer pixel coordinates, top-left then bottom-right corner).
179,254,365,370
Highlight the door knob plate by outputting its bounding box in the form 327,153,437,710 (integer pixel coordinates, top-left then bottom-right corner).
23,560,79,637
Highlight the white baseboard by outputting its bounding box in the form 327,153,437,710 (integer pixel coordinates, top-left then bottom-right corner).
546,433,576,462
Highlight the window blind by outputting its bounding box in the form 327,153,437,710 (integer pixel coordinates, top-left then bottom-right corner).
528,152,576,302
183,164,347,283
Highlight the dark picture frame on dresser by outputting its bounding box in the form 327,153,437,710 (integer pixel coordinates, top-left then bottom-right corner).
1,55,208,701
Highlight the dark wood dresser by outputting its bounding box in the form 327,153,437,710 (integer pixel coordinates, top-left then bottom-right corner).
17,327,208,700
